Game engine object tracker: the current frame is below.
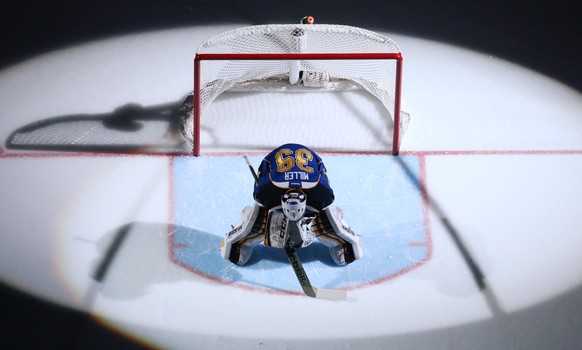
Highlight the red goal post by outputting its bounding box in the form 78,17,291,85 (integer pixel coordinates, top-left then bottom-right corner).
183,24,406,156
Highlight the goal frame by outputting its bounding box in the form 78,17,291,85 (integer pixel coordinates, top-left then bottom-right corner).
192,52,403,156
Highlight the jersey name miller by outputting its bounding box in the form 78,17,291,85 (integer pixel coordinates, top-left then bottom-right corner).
284,171,310,181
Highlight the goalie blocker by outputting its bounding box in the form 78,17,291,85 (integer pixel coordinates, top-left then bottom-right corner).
220,143,362,265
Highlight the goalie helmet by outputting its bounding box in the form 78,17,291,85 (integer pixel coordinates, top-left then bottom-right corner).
281,189,307,221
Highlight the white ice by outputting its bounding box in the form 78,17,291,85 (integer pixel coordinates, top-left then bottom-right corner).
0,24,581,349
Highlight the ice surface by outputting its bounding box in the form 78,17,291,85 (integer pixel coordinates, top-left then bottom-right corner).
1,25,581,349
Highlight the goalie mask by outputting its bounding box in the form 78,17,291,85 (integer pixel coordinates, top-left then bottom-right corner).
281,189,307,221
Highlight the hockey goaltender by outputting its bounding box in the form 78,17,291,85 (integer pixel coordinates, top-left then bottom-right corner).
220,143,362,266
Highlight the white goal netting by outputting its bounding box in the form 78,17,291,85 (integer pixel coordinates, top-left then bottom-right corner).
181,23,409,155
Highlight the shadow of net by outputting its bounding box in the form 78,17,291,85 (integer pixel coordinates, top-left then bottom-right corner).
5,96,191,154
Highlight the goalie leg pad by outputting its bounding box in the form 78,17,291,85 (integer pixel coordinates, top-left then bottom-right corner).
221,204,267,265
314,206,362,265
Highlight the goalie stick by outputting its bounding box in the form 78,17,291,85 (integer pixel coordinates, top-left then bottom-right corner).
242,155,347,300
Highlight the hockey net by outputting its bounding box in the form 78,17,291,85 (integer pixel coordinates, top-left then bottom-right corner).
181,23,409,156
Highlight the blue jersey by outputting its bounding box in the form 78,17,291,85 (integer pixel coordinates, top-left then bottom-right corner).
253,143,334,210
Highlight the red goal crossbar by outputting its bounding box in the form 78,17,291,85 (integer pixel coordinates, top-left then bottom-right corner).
193,52,403,156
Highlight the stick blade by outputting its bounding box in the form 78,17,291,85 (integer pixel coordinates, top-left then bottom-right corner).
314,287,347,301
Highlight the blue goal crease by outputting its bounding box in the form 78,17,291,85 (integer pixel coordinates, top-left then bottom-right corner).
171,155,429,291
